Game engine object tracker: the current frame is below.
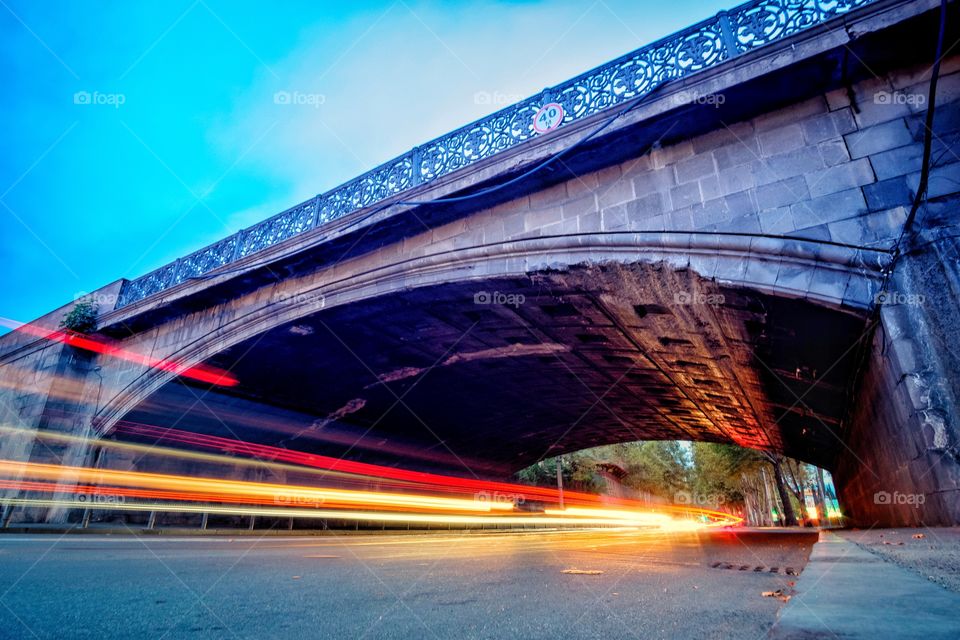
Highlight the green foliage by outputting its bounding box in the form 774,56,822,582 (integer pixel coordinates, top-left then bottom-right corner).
688,442,765,506
515,441,689,500
601,441,690,498
515,439,825,526
60,301,98,333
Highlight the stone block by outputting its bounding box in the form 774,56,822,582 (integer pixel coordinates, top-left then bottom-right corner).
525,205,564,231
818,138,851,167
669,182,702,210
758,207,795,235
807,267,850,305
827,217,868,246
869,143,923,180
632,167,676,196
562,193,598,219
501,213,526,238
687,254,719,279
579,211,602,233
626,192,666,222
907,162,960,199
761,147,825,183
668,208,695,231
756,176,809,210
691,121,754,153
759,123,805,157
601,205,628,231
714,212,761,235
597,175,635,209
805,158,875,198
566,171,600,197
717,165,755,196
752,96,826,132
675,153,717,184
713,255,748,283
853,90,913,128
712,136,761,170
699,174,721,201
540,217,579,237
651,140,695,169
775,263,814,296
791,188,867,228
801,108,857,143
743,257,781,289
842,275,878,310
825,87,851,111
695,197,732,227
863,177,912,211
844,119,912,158
527,182,567,208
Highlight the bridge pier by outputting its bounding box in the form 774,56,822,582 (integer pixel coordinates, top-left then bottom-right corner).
836,227,960,526
0,340,103,524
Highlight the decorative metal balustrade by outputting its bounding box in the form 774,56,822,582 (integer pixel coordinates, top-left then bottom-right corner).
115,0,876,309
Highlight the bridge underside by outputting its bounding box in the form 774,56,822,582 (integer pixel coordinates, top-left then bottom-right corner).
117,263,866,476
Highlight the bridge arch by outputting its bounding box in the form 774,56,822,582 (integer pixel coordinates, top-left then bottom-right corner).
95,229,876,476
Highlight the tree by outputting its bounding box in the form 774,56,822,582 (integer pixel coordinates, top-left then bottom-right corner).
760,452,798,526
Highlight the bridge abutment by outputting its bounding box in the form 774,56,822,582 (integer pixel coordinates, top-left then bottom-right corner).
837,227,960,526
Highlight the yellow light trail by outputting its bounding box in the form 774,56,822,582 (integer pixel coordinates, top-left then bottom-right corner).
0,460,513,513
0,498,713,529
0,425,369,485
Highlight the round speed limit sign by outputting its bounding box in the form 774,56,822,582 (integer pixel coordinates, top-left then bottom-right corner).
533,102,564,134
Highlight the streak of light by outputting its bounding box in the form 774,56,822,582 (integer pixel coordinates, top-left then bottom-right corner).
0,460,515,513
114,423,744,523
0,317,237,387
546,507,712,531
0,425,373,485
0,425,743,527
0,498,726,528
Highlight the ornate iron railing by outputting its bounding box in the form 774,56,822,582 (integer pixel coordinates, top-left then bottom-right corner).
116,0,876,309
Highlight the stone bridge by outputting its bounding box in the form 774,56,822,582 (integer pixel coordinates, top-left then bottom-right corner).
2,0,959,526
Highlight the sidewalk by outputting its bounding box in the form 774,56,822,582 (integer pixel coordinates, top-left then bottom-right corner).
769,530,960,639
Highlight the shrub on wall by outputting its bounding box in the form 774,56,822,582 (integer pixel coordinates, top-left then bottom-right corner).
60,301,98,333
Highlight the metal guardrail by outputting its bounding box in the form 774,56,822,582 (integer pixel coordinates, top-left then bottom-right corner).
115,0,876,309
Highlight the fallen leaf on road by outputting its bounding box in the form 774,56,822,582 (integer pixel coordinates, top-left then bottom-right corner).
762,589,792,602
912,533,925,539
562,569,604,575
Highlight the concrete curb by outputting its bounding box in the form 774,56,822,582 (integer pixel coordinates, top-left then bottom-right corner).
769,530,960,639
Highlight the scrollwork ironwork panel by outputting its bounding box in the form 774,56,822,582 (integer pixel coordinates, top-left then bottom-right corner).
115,0,878,309
729,0,873,52
238,198,317,258
176,235,241,282
318,156,413,224
116,262,180,308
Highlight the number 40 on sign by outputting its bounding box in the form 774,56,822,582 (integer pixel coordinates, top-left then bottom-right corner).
533,103,564,134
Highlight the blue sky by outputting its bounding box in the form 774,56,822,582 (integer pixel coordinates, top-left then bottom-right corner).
1,0,728,328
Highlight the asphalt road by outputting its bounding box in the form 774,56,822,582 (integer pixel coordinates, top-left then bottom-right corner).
0,528,816,640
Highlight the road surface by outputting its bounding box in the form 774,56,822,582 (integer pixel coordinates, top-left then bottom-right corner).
0,528,816,639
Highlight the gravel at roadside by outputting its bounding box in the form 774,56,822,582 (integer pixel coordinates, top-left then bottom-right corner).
836,527,960,593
